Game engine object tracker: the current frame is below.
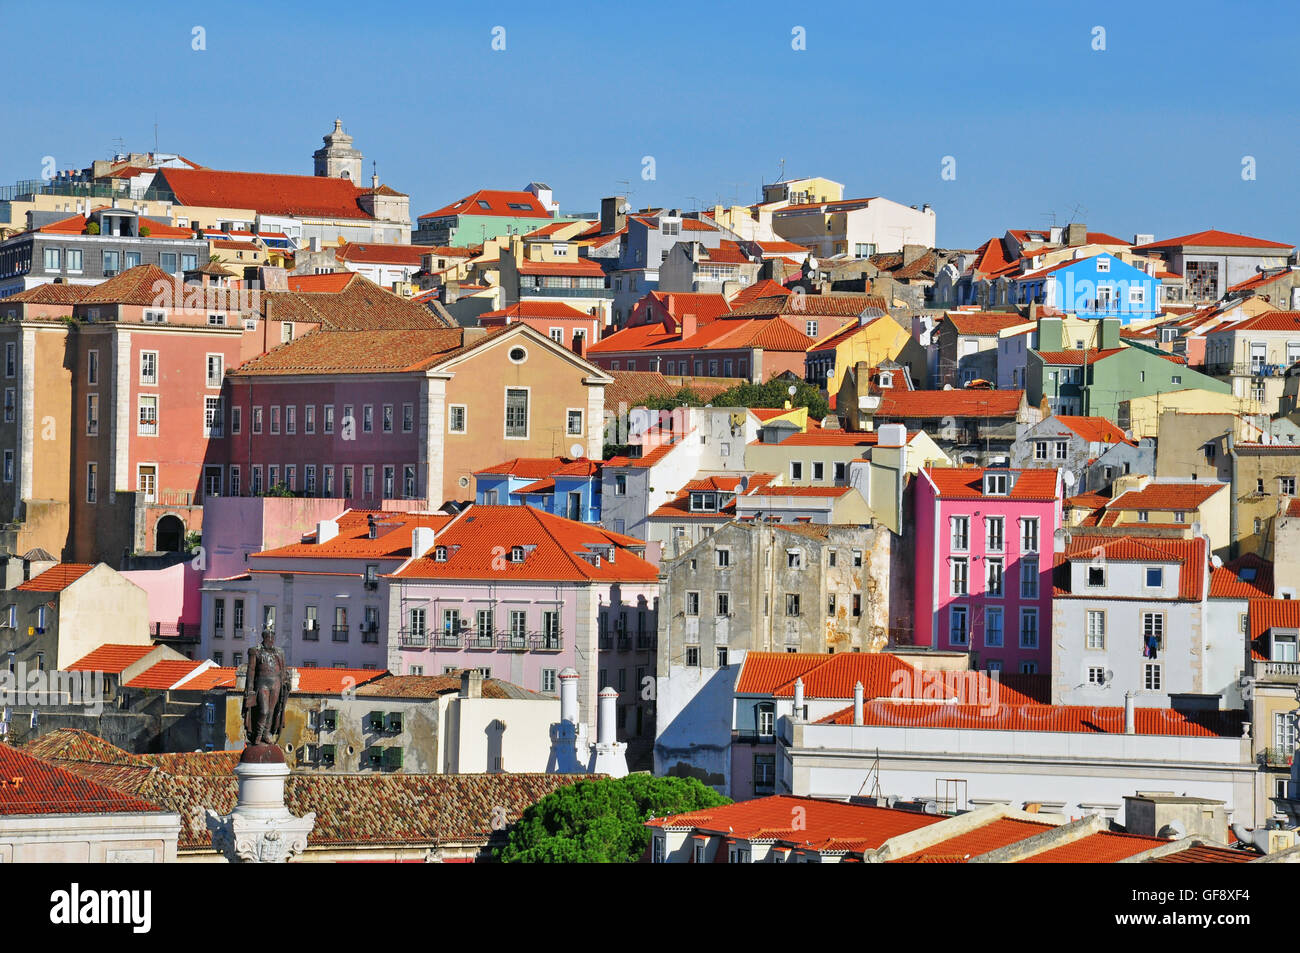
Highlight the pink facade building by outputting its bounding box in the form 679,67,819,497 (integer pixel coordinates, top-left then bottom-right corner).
387,505,660,731
914,467,1061,675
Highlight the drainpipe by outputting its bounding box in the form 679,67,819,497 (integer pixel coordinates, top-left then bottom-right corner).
1227,430,1238,560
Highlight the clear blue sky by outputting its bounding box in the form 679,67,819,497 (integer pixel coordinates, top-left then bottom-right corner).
4,0,1297,249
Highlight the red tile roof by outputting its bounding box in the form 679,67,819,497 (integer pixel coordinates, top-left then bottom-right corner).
293,668,388,694
817,698,1241,737
892,818,1057,863
875,389,1024,420
1134,229,1293,251
124,660,210,690
255,510,453,560
1018,830,1170,863
179,667,238,690
1248,599,1300,660
0,746,164,817
645,291,732,324
1,282,96,305
1149,844,1256,863
924,467,1059,501
15,563,95,592
391,505,657,583
729,293,887,319
419,189,552,220
729,279,791,307
1209,553,1273,599
1062,535,1207,600
157,167,381,220
646,795,942,852
1053,415,1130,445
946,311,1026,335
1108,482,1226,512
335,242,438,266
479,301,593,321
230,327,474,375
476,456,596,478
66,643,157,673
1213,310,1300,333
969,237,1017,278
1227,269,1295,295
516,258,607,277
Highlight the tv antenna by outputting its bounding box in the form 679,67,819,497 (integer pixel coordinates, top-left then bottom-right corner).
1067,202,1088,223
1040,211,1057,228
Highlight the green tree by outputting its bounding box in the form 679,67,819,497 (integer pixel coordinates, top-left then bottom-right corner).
711,377,830,419
496,774,730,863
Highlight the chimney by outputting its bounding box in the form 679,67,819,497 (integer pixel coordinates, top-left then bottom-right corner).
1065,223,1087,247
793,676,805,718
316,519,339,544
1099,317,1120,350
600,196,627,235
460,669,483,699
367,514,377,539
679,313,698,339
411,525,436,558
853,681,864,725
1124,691,1136,734
371,173,379,189
597,686,618,744
571,329,586,358
444,279,460,304
558,667,580,725
877,423,907,448
902,243,926,267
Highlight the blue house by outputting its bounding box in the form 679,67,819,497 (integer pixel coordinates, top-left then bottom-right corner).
1012,253,1162,324
474,457,603,522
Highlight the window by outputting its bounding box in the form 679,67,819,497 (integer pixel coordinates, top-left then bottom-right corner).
402,403,413,433
230,466,240,496
805,320,819,338
828,594,837,616
103,250,119,275
686,646,700,667
204,396,223,437
403,465,416,499
1143,663,1162,691
716,548,730,568
852,550,863,568
985,607,1003,647
852,594,861,617
206,355,223,388
786,549,803,569
1087,666,1106,685
790,461,803,481
305,465,317,495
951,557,968,595
1275,712,1298,758
449,405,467,433
138,396,158,435
86,462,97,503
685,592,699,616
1020,518,1039,552
285,405,296,434
250,466,262,495
567,409,583,435
231,406,242,434
1020,560,1038,598
1145,567,1163,588
382,404,394,433
834,461,847,482
785,593,801,616
1019,608,1039,649
362,405,373,433
1034,441,1048,461
252,406,263,434
542,669,557,694
986,558,1003,596
949,606,969,646
1282,477,1297,495
505,388,529,437
950,516,969,551
362,466,374,497
716,592,730,616
1142,612,1164,653
1087,565,1105,588
324,405,335,434
1096,257,1110,273
3,343,12,379
342,466,353,497
1086,611,1106,650
1054,441,1068,460
986,516,1004,552
270,406,280,434
984,472,1008,495
1137,510,1149,523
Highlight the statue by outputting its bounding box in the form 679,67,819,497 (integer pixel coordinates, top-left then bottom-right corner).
243,629,290,748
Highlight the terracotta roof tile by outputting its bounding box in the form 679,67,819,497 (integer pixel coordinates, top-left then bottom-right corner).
728,293,887,319
158,167,380,220
924,467,1058,501
1019,830,1170,863
891,818,1057,863
876,389,1023,419
1209,553,1273,599
65,643,156,673
419,189,552,221
335,242,439,266
0,745,164,817
229,328,469,375
255,510,453,560
1053,415,1130,445
1108,482,1226,512
124,660,210,690
946,311,1026,335
15,563,94,592
1134,229,1293,251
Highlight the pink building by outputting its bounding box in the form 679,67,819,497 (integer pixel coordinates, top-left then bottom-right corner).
387,505,660,730
914,467,1061,675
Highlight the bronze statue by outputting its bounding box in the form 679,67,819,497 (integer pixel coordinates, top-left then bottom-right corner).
244,629,290,747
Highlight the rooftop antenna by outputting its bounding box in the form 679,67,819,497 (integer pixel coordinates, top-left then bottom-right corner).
153,116,159,155
1067,202,1089,224
111,136,127,160
775,158,786,184
1040,211,1058,228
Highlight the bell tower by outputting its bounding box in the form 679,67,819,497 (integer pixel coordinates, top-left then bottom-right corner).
313,118,363,182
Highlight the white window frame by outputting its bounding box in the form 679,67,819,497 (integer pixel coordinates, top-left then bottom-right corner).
448,404,467,434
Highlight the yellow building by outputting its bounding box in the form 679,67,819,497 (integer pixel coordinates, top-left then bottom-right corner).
1125,387,1266,439
805,311,926,397
1092,475,1232,558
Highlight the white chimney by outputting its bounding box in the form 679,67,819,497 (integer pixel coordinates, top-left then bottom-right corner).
597,686,618,745
316,519,339,544
877,423,907,448
1124,691,1136,734
853,681,864,725
793,677,805,718
558,667,580,725
411,525,436,558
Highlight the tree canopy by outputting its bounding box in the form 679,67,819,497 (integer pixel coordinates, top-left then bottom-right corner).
496,774,730,863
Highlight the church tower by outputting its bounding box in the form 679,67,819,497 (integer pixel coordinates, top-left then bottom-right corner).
313,119,363,181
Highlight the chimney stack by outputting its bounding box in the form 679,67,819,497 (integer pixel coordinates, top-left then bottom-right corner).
1065,223,1087,247
597,686,618,745
679,313,698,340
316,519,339,544
460,669,483,699
558,667,580,725
1124,691,1136,734
793,677,805,718
411,525,437,559
853,681,864,725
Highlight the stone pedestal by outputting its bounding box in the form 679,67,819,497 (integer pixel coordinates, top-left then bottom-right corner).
206,746,316,863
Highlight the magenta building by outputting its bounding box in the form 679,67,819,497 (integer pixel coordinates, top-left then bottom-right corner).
914,467,1061,675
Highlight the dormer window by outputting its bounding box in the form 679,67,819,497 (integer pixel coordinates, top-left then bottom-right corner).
1273,631,1298,663
510,546,526,563
690,491,719,512
434,546,448,562
879,371,893,388
983,472,1008,495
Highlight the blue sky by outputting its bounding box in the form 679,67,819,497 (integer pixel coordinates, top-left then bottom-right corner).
3,0,1297,248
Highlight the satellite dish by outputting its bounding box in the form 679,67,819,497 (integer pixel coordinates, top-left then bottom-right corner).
942,384,953,391
569,443,585,458
807,256,818,270
1211,554,1223,569
787,385,797,397
618,202,631,214
1062,470,1076,488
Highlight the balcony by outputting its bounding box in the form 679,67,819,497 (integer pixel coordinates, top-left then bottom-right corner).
231,627,246,640
521,286,609,299
1255,659,1300,682
331,625,350,642
436,631,462,649
1207,361,1291,378
636,633,656,651
617,635,632,653
466,632,496,650
399,627,428,648
152,622,199,644
598,633,613,651
302,624,320,642
500,633,529,653
1259,748,1294,768
733,730,776,745
532,631,563,652
360,624,380,645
